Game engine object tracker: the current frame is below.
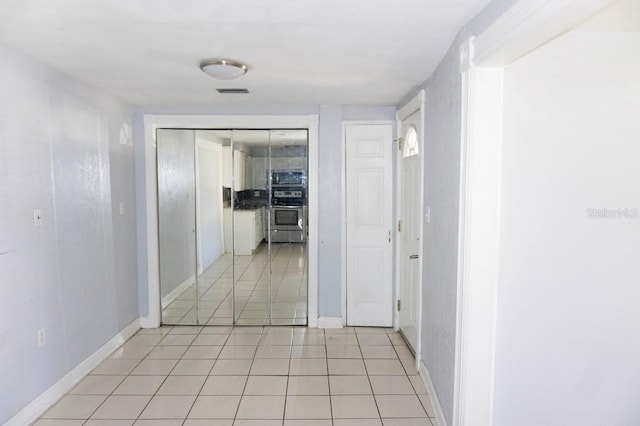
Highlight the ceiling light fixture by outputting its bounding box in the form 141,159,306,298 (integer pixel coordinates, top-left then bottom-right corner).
199,59,248,80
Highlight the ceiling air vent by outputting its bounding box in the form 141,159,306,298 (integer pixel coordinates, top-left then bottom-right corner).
216,88,249,94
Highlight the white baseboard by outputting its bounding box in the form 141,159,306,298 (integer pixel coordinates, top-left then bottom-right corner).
161,275,195,309
419,360,448,426
317,317,344,328
5,318,141,426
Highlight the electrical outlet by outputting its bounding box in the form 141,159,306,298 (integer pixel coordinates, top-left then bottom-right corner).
34,209,43,227
119,202,125,215
426,206,431,224
37,328,46,347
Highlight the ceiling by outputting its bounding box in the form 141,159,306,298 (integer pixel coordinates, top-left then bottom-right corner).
0,0,490,106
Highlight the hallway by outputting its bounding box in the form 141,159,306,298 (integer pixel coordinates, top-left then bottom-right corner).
34,326,434,425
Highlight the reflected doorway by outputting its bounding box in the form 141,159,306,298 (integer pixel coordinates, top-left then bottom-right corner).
157,128,309,326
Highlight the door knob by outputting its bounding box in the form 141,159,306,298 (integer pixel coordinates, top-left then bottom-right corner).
409,254,419,259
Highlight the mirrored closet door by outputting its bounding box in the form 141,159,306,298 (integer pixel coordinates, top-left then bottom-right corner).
157,128,308,326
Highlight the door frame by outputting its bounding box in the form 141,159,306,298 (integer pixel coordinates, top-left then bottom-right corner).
140,114,319,328
340,120,395,327
395,90,425,370
453,1,615,425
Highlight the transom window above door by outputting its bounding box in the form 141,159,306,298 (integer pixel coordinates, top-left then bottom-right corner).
403,126,419,158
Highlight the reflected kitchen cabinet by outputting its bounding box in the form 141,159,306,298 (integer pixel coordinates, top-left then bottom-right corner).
233,208,263,255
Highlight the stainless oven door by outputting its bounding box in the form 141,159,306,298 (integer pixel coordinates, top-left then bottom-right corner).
270,206,305,243
271,206,303,230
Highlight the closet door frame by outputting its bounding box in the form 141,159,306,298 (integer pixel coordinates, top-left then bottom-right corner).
141,114,319,328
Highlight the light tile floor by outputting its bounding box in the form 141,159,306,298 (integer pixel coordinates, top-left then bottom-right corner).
35,326,435,425
163,243,308,326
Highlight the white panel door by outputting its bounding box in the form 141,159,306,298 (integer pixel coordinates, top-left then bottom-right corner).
399,111,422,353
346,124,393,326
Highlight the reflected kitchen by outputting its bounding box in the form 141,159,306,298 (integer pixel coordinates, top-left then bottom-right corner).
222,131,308,256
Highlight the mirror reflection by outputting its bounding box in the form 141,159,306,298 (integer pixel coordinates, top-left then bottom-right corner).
157,128,308,326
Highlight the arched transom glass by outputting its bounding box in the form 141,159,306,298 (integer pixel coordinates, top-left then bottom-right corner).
403,126,419,158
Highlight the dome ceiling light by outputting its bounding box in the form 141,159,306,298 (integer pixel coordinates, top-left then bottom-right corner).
199,59,248,80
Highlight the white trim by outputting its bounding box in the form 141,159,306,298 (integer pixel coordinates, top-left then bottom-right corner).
393,115,401,333
397,93,423,121
143,114,161,328
341,120,396,327
5,319,141,426
341,122,347,326
308,313,318,328
395,90,425,372
307,114,319,327
317,317,344,329
139,315,156,329
142,114,319,327
471,0,615,67
416,91,425,372
454,40,503,426
454,40,472,426
420,360,447,426
161,275,196,309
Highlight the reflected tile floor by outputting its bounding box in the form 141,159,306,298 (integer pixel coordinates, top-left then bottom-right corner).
35,326,435,425
163,242,308,326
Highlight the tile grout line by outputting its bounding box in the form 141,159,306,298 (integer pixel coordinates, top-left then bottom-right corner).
356,329,384,423
135,328,199,423
181,326,230,423
322,329,336,422
99,332,164,423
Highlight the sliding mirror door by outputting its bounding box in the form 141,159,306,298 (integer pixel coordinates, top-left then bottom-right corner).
232,130,271,324
157,129,198,325
194,131,229,325
157,127,308,326
269,130,309,325
158,129,232,326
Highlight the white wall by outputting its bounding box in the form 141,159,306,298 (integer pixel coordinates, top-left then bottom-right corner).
493,29,640,426
0,45,136,423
